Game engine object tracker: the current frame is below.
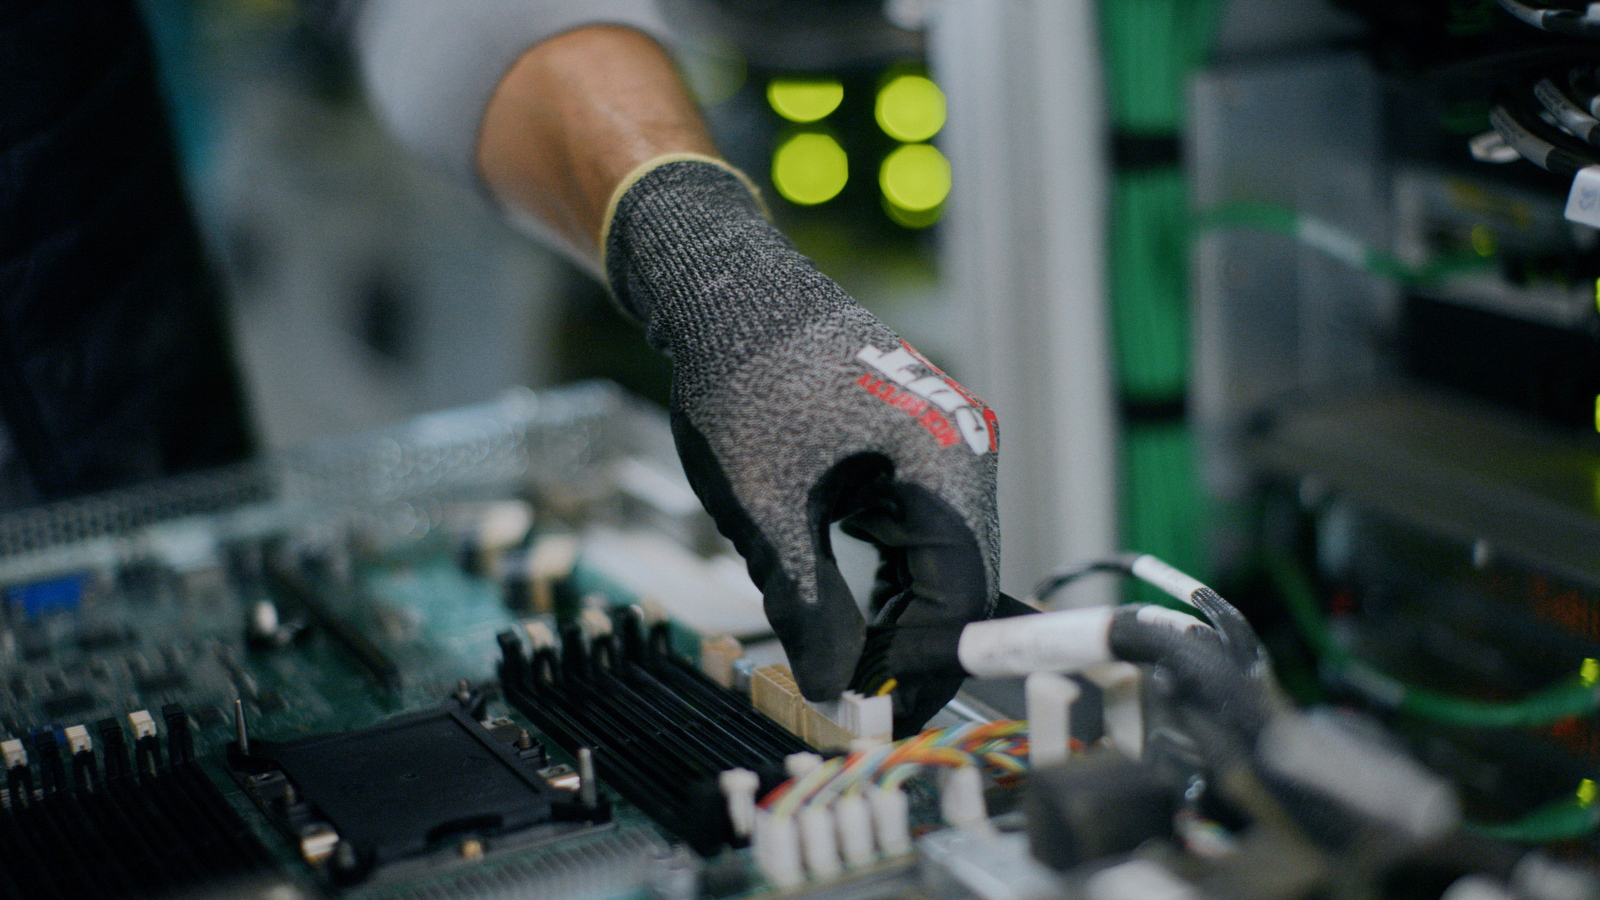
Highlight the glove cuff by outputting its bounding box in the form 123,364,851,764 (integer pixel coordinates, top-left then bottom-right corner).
600,154,767,322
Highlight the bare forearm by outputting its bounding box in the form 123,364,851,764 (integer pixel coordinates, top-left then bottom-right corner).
476,25,719,267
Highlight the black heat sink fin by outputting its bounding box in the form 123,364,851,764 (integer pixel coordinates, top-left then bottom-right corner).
497,613,809,855
0,707,281,899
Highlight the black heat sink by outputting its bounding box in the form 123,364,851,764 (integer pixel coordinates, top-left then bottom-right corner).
1,704,279,899
497,615,808,855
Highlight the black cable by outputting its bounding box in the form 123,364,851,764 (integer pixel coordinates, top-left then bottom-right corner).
1497,0,1600,37
1569,64,1600,117
1489,93,1600,174
1534,76,1600,143
1028,554,1142,606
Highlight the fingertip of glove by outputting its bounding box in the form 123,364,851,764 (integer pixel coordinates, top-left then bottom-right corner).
793,658,859,703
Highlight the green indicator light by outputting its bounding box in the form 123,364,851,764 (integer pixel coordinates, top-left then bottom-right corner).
880,144,951,213
1579,779,1597,807
772,132,848,206
767,78,844,123
884,199,943,229
1594,395,1600,434
1582,658,1599,687
875,74,946,142
1594,277,1600,315
1468,224,1497,258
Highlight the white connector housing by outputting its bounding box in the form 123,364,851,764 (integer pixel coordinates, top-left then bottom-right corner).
839,690,893,743
1441,875,1517,900
939,765,991,832
870,785,912,856
580,607,613,639
753,810,803,889
799,805,842,880
785,752,824,781
833,792,876,869
1258,712,1461,842
1084,662,1143,759
521,619,556,651
1512,852,1600,900
1085,859,1198,900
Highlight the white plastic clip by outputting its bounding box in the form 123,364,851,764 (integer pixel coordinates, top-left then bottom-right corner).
784,752,824,781
718,768,759,839
1025,671,1080,767
64,725,92,756
1566,165,1600,228
127,710,157,741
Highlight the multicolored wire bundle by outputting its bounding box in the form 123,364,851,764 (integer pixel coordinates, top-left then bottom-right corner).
760,720,1031,819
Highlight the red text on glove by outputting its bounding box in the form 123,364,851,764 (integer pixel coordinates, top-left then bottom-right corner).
856,373,961,448
855,344,996,454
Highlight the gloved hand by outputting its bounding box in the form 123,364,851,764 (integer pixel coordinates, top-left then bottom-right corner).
604,156,1000,733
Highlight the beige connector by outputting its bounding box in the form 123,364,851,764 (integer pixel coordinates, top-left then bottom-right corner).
752,665,804,734
750,664,879,752
700,635,743,688
524,534,580,613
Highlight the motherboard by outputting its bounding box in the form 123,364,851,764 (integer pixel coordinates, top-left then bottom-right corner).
1,384,1595,900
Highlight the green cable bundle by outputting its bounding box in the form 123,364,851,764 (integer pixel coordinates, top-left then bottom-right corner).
1101,0,1224,603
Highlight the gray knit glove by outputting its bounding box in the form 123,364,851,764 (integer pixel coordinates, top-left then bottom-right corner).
604,157,1000,730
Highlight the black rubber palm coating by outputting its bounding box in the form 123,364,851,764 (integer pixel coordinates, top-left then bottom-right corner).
606,160,1000,720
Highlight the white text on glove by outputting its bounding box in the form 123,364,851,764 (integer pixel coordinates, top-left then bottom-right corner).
855,343,997,455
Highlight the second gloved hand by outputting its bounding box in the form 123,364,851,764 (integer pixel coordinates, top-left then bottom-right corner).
604,157,999,731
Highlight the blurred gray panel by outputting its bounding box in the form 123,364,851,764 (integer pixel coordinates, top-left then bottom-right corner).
1189,54,1398,499
1249,387,1600,593
934,0,1118,601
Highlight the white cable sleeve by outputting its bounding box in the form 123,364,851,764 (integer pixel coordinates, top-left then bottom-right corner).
1129,555,1208,606
1258,712,1462,842
956,606,1116,677
1135,604,1208,632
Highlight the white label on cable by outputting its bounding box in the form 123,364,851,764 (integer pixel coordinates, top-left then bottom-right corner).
1565,165,1600,228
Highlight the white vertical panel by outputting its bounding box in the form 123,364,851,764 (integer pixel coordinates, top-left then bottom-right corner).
932,0,1118,603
